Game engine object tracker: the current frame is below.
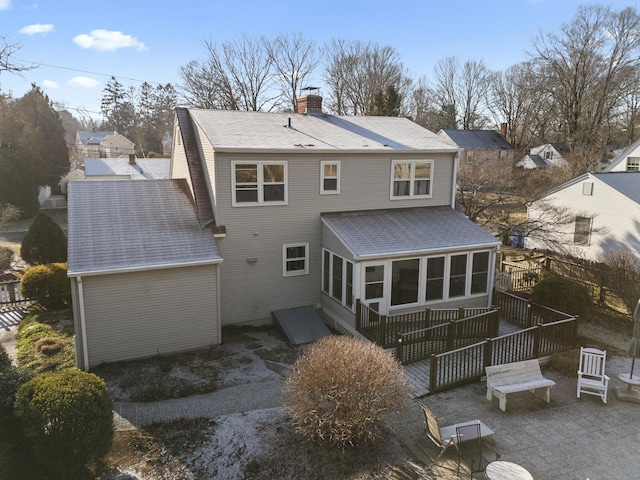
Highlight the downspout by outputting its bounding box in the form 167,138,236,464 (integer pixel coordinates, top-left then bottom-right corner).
76,276,90,370
216,266,222,343
451,151,459,208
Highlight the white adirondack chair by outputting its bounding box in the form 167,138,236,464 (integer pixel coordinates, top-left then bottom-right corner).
577,347,610,403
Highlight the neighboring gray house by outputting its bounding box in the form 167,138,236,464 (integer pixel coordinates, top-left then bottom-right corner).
67,179,222,370
526,172,640,261
170,96,500,335
75,131,135,160
84,156,171,180
438,129,515,184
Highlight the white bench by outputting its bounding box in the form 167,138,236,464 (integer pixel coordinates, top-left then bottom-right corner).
485,359,556,412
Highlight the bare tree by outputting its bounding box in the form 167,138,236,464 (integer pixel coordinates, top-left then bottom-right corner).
180,35,279,111
0,203,20,230
531,5,640,150
523,200,607,258
599,249,640,314
0,36,36,77
268,33,320,112
432,57,458,129
322,39,412,115
488,62,552,148
431,57,492,130
455,158,511,225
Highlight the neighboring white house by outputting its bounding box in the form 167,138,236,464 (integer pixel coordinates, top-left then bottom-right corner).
516,144,567,169
525,172,640,261
605,138,640,172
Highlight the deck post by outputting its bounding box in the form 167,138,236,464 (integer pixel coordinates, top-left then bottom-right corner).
483,339,493,369
429,354,437,392
355,299,362,331
533,323,542,357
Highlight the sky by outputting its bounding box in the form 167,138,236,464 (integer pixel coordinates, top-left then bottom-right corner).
0,0,638,120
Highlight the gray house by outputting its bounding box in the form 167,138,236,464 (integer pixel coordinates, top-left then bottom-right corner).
171,95,500,335
67,179,222,370
67,95,500,368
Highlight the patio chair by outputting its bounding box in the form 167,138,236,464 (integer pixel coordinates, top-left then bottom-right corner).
420,403,495,474
577,346,610,403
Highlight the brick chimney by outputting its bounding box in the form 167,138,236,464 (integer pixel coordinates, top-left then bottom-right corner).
297,94,323,115
499,123,507,138
128,153,136,165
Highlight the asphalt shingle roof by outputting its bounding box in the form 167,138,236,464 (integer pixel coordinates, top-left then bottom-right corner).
84,158,171,180
441,130,513,150
322,206,500,259
188,109,457,152
67,179,222,275
594,172,640,204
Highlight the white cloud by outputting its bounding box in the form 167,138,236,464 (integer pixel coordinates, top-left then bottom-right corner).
67,76,101,88
41,80,58,89
0,0,10,11
19,23,54,35
72,29,147,52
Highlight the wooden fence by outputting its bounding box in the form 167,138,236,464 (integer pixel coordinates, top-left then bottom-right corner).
355,300,495,349
0,279,28,306
427,292,577,393
495,265,541,293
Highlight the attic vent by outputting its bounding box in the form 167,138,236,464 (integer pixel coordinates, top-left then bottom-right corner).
582,182,594,196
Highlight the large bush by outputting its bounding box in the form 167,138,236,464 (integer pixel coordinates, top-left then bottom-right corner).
20,211,67,266
14,369,114,472
532,275,592,316
283,335,408,447
20,263,71,308
0,348,33,418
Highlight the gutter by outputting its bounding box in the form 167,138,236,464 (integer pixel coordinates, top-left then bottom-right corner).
68,258,223,278
353,242,501,262
76,276,89,371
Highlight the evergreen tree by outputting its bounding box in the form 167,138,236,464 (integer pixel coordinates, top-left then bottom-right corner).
20,211,67,265
0,86,68,216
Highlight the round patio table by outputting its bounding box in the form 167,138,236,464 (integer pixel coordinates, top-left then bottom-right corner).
485,460,533,480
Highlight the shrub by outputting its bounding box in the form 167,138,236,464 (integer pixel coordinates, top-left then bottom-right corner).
16,312,75,373
14,369,114,472
283,335,408,447
35,336,65,355
20,211,67,266
20,263,71,308
531,275,592,316
0,246,13,270
0,351,33,418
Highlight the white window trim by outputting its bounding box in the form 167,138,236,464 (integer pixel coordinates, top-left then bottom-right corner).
232,160,288,207
320,160,340,195
390,159,434,200
283,243,309,277
360,250,493,311
322,248,355,312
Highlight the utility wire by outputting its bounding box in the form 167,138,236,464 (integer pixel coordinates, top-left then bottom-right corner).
23,60,167,86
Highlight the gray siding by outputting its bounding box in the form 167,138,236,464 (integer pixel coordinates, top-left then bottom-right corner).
79,264,219,369
211,151,455,325
322,224,355,260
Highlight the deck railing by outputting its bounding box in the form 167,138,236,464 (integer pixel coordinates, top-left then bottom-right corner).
355,300,495,349
493,289,574,328
395,309,499,364
428,293,577,393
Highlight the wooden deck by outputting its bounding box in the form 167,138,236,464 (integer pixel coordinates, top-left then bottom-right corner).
402,319,524,398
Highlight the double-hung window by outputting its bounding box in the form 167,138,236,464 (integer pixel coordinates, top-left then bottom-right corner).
283,243,308,276
391,160,433,199
627,157,640,172
574,216,592,245
233,161,287,206
321,161,340,194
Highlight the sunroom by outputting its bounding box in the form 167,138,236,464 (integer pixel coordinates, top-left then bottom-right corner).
320,206,501,334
